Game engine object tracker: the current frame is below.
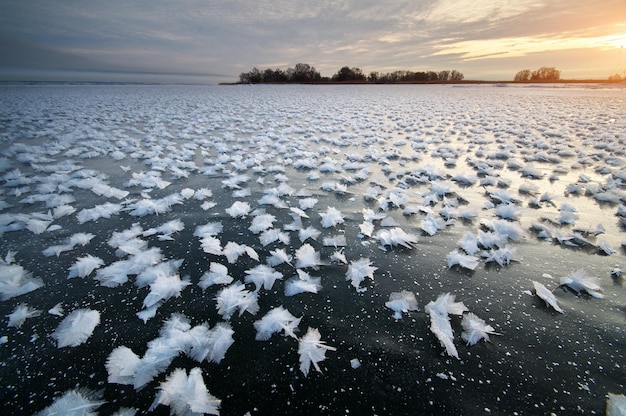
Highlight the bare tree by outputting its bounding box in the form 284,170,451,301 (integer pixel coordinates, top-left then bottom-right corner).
514,67,560,82
530,67,560,81
332,66,366,82
514,69,532,82
292,63,321,83
239,67,263,83
449,70,464,81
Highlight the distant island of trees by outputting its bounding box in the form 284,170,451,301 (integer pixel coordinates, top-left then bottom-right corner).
232,63,624,85
513,66,624,83
237,63,464,84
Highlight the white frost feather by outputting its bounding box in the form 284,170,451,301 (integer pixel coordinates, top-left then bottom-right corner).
244,264,283,292
204,322,235,363
297,327,336,376
7,303,41,328
359,221,375,237
0,258,44,301
198,262,233,290
215,282,260,320
385,290,418,319
106,346,140,385
181,321,235,364
156,367,220,416
606,393,626,416
295,243,322,269
266,248,293,267
346,257,377,291
461,312,500,345
48,302,65,316
559,269,604,299
320,206,345,228
425,293,468,359
375,228,418,249
52,308,101,348
298,225,321,243
67,255,104,279
225,200,251,218
222,241,256,264
458,232,480,255
33,389,104,416
142,273,190,309
446,249,479,270
249,213,276,234
285,269,322,296
532,281,564,313
253,306,301,340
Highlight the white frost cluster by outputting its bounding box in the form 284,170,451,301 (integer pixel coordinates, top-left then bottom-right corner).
107,314,234,390
253,306,301,340
154,367,220,416
425,293,499,358
345,257,377,291
3,84,623,415
0,251,44,300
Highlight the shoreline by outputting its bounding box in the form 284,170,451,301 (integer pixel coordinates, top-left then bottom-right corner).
220,79,624,86
1,79,621,87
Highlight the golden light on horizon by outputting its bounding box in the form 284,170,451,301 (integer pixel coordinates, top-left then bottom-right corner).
433,31,626,61
593,33,626,49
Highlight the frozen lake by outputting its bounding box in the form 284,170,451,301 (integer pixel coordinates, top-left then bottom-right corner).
0,83,625,415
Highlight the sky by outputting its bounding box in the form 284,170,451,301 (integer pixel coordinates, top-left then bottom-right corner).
1,0,625,83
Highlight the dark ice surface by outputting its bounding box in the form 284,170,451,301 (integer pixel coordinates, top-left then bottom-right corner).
0,83,624,415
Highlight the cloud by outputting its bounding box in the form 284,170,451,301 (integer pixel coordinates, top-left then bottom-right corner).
426,0,539,24
1,0,624,81
432,34,624,62
0,36,103,71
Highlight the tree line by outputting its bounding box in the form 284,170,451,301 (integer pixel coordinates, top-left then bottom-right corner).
238,63,623,84
513,67,625,82
513,67,561,82
238,63,465,84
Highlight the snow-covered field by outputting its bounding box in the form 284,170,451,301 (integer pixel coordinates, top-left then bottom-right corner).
0,83,625,415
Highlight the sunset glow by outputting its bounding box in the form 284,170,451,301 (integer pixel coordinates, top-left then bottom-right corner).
595,33,626,49
0,1,625,81
434,32,626,61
